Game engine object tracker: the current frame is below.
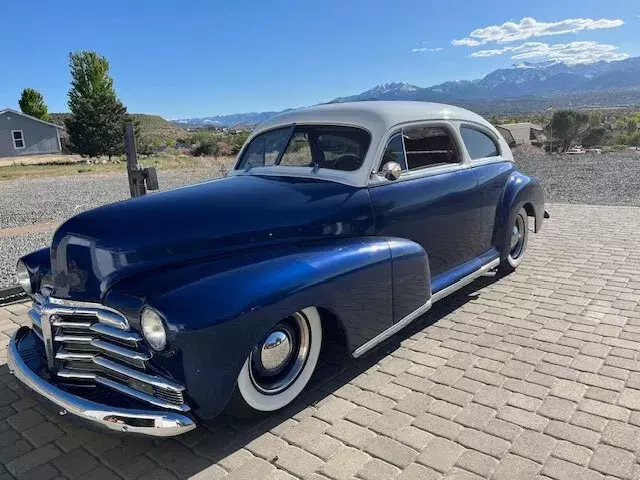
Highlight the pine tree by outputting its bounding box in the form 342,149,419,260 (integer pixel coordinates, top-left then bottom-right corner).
18,88,50,121
65,51,128,159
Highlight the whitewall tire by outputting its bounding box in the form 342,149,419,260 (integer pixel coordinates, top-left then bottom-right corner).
235,306,322,412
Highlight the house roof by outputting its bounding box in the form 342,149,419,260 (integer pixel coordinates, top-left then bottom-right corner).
0,108,65,129
497,122,544,132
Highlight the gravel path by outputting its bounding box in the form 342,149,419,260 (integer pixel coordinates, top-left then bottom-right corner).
0,168,216,230
1,153,638,288
0,168,216,289
516,153,640,207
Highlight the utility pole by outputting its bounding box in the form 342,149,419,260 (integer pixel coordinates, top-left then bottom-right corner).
125,122,159,197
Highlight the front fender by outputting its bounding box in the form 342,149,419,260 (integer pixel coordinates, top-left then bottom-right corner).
19,248,52,293
110,237,429,420
495,171,545,256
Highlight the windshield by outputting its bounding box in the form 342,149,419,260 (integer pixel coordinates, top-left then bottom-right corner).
236,125,371,172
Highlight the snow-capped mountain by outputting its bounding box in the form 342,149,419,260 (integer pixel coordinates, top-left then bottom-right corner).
331,82,421,102
172,57,640,126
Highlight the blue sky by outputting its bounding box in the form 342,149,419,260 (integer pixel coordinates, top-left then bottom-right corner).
1,0,638,118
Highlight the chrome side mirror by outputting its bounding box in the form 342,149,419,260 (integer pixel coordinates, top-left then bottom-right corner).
380,161,402,181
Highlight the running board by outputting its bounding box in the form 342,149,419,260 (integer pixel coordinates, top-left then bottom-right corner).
431,258,500,303
352,257,500,358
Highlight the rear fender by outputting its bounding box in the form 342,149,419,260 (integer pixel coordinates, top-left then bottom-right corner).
119,237,429,419
494,171,545,257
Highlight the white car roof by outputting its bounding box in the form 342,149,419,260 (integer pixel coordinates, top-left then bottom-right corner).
253,101,492,136
230,101,506,188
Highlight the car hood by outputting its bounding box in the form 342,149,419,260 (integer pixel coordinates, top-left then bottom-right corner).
50,174,374,301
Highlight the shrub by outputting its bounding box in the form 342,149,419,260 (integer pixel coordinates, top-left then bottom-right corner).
191,138,220,157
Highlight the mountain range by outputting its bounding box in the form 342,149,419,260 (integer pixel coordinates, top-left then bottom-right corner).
173,57,640,126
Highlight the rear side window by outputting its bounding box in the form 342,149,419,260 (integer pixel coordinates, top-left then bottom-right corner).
403,126,460,170
461,127,500,159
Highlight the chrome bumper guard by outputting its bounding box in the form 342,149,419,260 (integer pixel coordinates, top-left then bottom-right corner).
8,327,196,437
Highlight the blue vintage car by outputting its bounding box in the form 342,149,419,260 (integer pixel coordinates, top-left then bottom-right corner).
9,102,545,436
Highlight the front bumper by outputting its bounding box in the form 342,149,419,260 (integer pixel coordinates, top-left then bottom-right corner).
8,327,196,437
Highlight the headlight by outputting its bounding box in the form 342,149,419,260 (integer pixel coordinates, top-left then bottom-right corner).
141,308,167,351
15,260,32,294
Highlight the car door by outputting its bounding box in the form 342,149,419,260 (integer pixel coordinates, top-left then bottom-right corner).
368,122,481,288
458,124,517,255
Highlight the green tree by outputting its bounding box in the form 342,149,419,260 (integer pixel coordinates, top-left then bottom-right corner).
65,51,129,159
230,131,250,154
549,110,590,153
581,126,608,148
18,88,50,121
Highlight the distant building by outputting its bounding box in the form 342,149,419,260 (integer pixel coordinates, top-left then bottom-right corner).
496,122,545,147
0,108,65,158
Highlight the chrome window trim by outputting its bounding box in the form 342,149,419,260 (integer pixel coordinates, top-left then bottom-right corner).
229,121,375,187
458,122,503,161
368,120,469,187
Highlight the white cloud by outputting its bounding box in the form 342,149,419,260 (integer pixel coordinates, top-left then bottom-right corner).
469,47,512,57
411,47,444,53
470,41,629,65
452,38,481,47
454,17,624,46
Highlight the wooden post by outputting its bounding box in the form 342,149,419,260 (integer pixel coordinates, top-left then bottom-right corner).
125,122,145,197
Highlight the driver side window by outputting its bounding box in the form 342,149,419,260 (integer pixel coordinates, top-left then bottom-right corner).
279,132,313,167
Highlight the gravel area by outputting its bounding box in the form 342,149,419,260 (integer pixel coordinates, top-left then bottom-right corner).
0,168,217,289
0,168,217,230
0,232,53,290
1,153,638,289
515,152,640,207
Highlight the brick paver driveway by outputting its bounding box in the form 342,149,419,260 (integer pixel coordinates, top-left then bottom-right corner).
1,203,640,480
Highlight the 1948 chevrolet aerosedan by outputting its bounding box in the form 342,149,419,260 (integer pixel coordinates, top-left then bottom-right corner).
9,101,546,436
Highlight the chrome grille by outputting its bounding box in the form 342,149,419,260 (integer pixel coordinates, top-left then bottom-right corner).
29,293,188,412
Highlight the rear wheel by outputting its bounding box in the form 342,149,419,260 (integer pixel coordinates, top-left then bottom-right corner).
232,307,322,414
499,207,529,273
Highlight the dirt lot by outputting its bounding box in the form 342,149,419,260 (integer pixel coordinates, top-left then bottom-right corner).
0,152,638,289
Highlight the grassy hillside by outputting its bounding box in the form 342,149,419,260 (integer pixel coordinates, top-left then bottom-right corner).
50,113,186,143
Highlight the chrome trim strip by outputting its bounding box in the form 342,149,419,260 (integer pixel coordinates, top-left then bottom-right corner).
352,300,432,358
431,258,500,303
95,377,190,413
56,350,95,361
90,339,151,362
57,369,96,380
54,334,93,344
41,296,129,330
90,323,142,343
29,309,42,329
8,329,195,437
40,310,55,369
34,329,44,342
52,320,92,329
352,257,500,358
93,356,185,392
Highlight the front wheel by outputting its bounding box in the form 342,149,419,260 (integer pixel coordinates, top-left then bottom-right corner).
499,207,529,274
232,307,322,414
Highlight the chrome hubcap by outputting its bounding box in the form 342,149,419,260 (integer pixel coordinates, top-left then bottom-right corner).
509,214,525,258
249,312,311,395
260,331,293,371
